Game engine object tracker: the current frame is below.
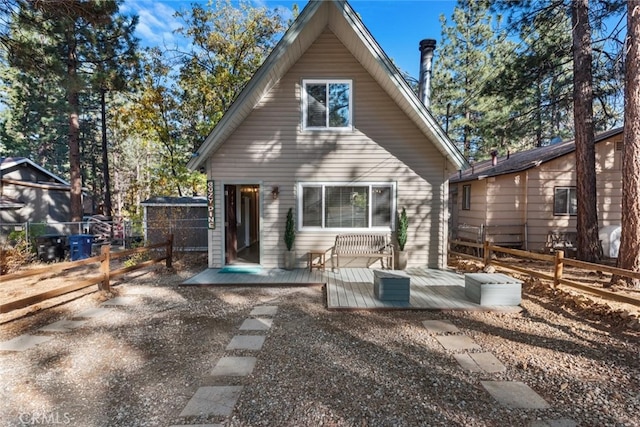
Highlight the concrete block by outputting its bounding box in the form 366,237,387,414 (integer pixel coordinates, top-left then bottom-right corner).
465,273,522,306
373,270,410,302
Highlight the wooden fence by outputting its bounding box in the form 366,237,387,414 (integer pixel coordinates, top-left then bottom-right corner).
449,239,640,307
0,235,173,314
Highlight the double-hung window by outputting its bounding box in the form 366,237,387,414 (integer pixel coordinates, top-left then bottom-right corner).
302,79,352,130
298,182,395,230
554,187,577,215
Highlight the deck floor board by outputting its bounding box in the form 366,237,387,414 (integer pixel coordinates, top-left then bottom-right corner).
182,267,520,312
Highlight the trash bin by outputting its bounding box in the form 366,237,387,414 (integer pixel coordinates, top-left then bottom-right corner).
69,234,94,261
35,235,67,262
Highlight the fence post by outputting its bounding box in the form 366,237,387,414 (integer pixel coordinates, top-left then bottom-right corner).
100,245,111,292
553,250,564,289
483,240,491,267
166,234,173,269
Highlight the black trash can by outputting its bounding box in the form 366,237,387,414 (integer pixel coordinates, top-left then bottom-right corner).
35,235,66,262
69,234,94,261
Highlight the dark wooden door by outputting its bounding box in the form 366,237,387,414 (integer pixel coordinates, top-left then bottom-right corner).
225,185,237,263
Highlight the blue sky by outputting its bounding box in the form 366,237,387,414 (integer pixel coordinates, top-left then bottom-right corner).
121,0,458,80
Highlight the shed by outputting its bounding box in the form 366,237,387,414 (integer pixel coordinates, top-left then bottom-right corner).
141,196,208,251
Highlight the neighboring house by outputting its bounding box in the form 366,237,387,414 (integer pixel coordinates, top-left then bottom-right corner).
186,0,467,269
141,196,209,251
1,157,73,226
449,127,624,255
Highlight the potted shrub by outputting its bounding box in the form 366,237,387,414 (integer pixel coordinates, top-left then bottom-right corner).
396,207,409,270
284,207,296,270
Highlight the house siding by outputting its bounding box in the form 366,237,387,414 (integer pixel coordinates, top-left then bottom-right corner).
450,132,623,253
206,30,451,269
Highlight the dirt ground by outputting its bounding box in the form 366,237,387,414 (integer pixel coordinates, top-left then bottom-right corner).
1,253,639,426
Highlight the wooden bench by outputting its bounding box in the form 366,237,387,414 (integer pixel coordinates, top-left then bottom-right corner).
333,234,394,271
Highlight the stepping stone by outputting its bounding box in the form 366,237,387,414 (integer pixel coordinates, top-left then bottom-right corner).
530,420,578,427
422,320,460,334
0,334,53,351
250,305,278,316
100,296,137,307
434,335,481,351
170,424,222,427
73,307,112,319
38,319,88,333
239,318,273,331
211,356,257,376
469,352,506,373
481,381,550,409
226,335,266,351
453,353,483,372
178,386,243,417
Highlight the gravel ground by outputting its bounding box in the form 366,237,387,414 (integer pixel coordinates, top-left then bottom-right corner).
1,257,639,427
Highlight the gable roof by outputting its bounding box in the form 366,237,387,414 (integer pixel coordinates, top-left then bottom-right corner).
1,157,70,186
450,127,624,184
141,196,207,206
187,0,467,172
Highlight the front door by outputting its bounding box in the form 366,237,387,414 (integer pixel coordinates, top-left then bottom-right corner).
224,185,237,263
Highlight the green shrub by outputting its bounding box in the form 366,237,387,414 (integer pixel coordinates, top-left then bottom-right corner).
284,208,295,251
397,207,408,251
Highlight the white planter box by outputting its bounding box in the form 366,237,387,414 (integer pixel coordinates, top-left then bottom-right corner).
464,273,522,306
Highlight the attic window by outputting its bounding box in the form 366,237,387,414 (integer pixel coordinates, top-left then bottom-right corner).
302,79,352,130
615,141,623,151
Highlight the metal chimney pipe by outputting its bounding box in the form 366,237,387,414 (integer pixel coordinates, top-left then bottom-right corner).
418,39,437,108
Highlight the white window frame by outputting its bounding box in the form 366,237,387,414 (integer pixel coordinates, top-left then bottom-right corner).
297,182,396,232
301,79,353,130
554,186,577,216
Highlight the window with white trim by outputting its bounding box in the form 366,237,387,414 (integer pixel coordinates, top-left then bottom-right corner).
298,182,395,230
554,187,577,215
302,79,352,129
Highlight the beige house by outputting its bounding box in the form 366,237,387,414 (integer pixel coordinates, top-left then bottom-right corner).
449,128,624,254
186,0,466,269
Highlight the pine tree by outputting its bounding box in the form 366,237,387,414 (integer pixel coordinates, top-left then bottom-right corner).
611,1,640,288
431,0,516,159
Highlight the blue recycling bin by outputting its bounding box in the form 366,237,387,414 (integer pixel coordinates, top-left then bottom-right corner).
69,234,94,261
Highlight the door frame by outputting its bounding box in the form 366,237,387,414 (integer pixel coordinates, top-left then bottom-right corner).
221,180,263,266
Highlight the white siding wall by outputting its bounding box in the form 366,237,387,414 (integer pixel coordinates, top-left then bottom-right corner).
206,30,451,269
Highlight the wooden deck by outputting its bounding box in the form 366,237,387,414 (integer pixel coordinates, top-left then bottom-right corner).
182,267,520,312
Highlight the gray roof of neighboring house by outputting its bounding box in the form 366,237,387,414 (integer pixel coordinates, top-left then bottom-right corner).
141,196,207,206
1,157,70,186
450,127,624,184
187,0,467,172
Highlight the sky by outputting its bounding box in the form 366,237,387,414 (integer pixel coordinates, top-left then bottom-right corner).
121,0,458,81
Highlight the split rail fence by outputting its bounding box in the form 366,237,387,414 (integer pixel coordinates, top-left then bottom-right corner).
449,239,640,307
0,235,173,314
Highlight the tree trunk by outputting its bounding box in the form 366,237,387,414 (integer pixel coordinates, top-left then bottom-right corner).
101,87,112,217
611,1,640,288
67,25,83,223
572,0,600,263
